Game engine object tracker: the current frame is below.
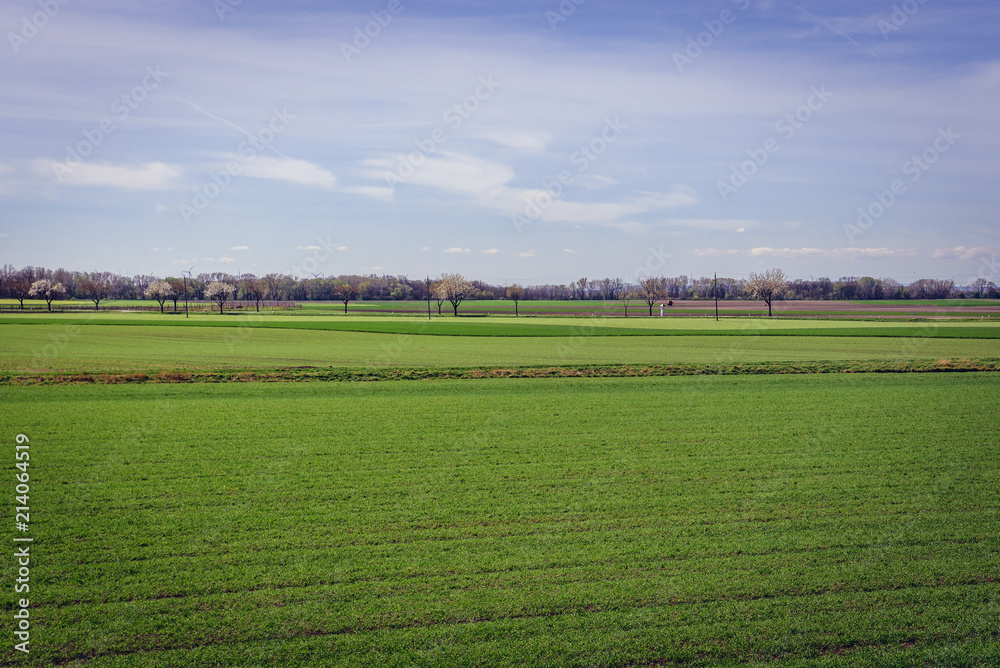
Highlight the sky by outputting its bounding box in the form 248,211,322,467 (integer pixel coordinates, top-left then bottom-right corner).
1,0,998,286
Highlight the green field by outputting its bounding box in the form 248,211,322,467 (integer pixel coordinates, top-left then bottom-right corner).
2,373,998,666
2,312,999,666
2,315,999,375
4,297,1000,320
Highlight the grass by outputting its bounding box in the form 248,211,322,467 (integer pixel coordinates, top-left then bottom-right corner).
3,320,1000,374
3,373,998,666
4,312,1000,338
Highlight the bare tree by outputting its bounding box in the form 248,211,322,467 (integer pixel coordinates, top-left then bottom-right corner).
746,268,789,316
145,280,175,313
506,284,524,316
132,274,154,299
971,277,990,298
165,278,186,311
333,281,357,314
261,273,283,300
80,272,116,310
29,279,67,312
5,268,33,309
433,273,474,316
639,277,667,316
204,280,236,314
619,288,637,317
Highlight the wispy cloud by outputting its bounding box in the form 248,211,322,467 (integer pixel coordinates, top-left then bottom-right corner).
695,247,916,259
38,161,183,191
364,152,696,229
931,246,990,260
241,156,337,190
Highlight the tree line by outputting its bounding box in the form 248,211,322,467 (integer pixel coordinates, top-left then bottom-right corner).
0,264,993,312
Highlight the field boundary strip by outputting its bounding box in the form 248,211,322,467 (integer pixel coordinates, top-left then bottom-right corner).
2,358,998,385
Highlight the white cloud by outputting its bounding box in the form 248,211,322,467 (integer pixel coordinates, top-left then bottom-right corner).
40,161,183,191
482,248,501,254
564,249,575,253
421,246,430,251
296,245,322,250
518,250,536,258
219,257,235,263
479,131,551,153
241,156,337,190
363,152,696,229
576,175,618,190
693,248,743,257
932,246,990,260
340,185,394,201
444,247,471,253
230,246,249,251
697,247,916,259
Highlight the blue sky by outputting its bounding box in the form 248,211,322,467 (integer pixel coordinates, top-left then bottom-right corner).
1,0,998,285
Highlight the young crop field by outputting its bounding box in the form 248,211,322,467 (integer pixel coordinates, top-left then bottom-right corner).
1,373,998,666
2,315,1000,376
2,311,999,666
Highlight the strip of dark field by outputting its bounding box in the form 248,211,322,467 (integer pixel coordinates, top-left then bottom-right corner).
1,316,998,338
3,359,998,385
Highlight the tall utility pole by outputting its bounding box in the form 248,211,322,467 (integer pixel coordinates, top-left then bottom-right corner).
183,268,192,318
426,276,431,320
714,272,719,322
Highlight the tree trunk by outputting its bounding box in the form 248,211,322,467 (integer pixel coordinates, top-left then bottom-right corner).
514,302,518,316
343,301,348,314
452,303,458,316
